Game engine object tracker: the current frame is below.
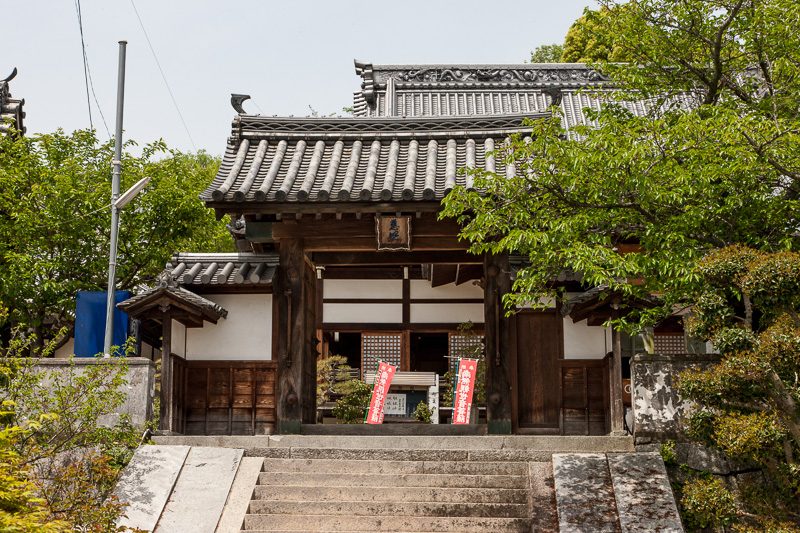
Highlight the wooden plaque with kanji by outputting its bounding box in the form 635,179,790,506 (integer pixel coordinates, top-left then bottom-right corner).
375,215,411,251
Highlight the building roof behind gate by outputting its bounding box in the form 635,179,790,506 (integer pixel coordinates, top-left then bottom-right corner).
201,113,547,209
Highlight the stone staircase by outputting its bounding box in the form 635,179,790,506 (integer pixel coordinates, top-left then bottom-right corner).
119,436,683,532
242,453,542,532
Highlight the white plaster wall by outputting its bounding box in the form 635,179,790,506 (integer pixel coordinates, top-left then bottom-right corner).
184,294,272,360
323,303,402,323
410,303,484,324
409,280,483,299
324,279,402,299
172,320,186,357
563,318,608,359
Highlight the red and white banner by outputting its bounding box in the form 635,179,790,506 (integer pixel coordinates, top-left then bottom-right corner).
452,358,478,425
366,361,397,424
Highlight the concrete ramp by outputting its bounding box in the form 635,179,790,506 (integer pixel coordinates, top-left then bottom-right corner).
115,445,243,533
553,452,682,533
155,447,243,533
114,445,190,532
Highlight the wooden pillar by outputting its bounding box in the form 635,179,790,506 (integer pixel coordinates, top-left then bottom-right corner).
159,313,173,432
609,300,625,434
484,253,513,434
276,238,305,433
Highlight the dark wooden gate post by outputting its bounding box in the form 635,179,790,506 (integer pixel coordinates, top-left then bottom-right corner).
609,298,625,434
484,253,514,434
276,238,305,433
159,312,173,432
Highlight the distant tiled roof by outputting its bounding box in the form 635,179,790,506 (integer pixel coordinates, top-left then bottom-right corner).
167,253,277,286
202,113,545,206
352,61,694,133
0,68,25,135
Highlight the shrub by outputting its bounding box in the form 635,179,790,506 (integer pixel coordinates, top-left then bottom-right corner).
681,477,737,529
413,401,432,424
332,380,372,424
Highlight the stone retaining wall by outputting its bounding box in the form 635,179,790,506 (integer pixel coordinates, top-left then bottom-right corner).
631,353,720,444
32,357,156,428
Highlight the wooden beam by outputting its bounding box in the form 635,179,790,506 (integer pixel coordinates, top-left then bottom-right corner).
431,264,458,287
311,250,482,266
302,235,468,252
160,314,173,432
271,215,463,239
456,264,483,285
484,254,513,434
609,299,625,435
276,238,305,433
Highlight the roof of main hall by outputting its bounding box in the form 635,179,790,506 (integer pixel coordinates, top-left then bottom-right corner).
201,113,546,208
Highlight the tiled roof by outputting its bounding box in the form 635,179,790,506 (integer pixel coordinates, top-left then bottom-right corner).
352,61,695,133
0,68,25,135
118,285,228,324
202,114,545,206
167,253,277,286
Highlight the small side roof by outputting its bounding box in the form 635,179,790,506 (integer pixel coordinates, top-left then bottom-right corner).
167,252,278,287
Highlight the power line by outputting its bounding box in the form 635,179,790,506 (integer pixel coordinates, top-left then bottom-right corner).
74,0,111,137
74,0,93,131
129,0,197,151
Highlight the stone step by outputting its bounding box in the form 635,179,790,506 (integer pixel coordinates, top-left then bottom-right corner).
242,514,532,532
553,453,621,532
252,485,529,504
153,434,634,454
261,458,529,475
257,471,528,489
607,453,683,532
249,447,554,462
247,500,529,518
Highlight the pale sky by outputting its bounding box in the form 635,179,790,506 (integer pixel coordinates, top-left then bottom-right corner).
5,1,593,155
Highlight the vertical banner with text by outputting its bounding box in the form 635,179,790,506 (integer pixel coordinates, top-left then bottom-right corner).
452,358,478,425
366,361,397,424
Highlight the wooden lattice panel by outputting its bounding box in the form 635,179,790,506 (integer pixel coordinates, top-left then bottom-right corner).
448,334,484,373
362,333,402,377
654,334,685,355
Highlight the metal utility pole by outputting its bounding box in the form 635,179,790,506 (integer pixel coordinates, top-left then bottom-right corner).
103,40,127,357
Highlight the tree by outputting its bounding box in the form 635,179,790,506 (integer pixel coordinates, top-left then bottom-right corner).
674,246,800,527
529,44,564,63
562,5,634,63
443,0,800,525
0,129,232,350
0,325,142,530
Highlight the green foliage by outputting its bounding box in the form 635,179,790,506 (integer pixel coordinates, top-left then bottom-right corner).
660,440,677,466
681,477,737,529
529,44,564,63
413,401,432,424
448,1,800,525
332,380,372,424
562,5,634,63
316,355,358,407
0,129,232,348
0,329,142,530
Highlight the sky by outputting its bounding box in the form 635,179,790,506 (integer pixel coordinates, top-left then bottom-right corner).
5,0,593,155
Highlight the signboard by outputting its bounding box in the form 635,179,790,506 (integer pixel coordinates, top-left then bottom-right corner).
375,215,411,251
384,393,407,416
452,358,478,425
366,361,397,424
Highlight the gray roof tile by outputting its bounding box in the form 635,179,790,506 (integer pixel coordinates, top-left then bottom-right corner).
167,253,278,286
202,114,545,205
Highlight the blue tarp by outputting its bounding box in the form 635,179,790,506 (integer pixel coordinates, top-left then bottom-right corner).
74,290,131,357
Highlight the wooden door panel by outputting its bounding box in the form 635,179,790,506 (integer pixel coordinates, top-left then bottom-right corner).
516,311,562,428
